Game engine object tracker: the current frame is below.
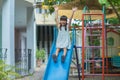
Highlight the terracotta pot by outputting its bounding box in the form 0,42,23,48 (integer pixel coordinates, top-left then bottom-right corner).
36,59,42,67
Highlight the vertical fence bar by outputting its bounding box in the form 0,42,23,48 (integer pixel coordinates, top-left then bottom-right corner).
28,49,32,72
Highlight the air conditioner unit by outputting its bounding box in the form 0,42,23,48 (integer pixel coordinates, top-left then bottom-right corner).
36,0,44,2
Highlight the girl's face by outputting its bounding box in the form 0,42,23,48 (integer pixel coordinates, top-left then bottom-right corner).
60,20,67,26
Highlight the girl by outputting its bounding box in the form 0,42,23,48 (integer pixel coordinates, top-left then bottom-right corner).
52,6,77,63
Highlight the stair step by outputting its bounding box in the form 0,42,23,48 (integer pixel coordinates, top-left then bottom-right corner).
85,46,102,47
94,66,108,68
86,34,101,36
86,27,102,29
84,60,102,62
87,32,102,34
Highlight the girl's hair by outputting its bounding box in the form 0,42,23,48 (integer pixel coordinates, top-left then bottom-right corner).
60,15,67,31
60,15,67,21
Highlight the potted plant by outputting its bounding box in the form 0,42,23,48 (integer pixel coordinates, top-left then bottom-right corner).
36,48,46,67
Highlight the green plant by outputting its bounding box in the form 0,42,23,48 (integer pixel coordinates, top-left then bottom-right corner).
72,23,79,27
0,60,20,80
88,37,100,46
42,0,73,14
98,0,110,6
36,48,46,60
108,18,119,25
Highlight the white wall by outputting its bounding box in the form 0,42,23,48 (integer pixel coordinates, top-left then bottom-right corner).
0,0,2,11
35,8,56,25
25,0,34,3
15,0,33,27
2,0,15,65
15,0,27,27
0,0,2,47
26,7,36,73
14,0,36,75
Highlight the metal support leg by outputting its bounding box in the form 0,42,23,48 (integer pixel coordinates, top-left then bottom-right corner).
74,45,81,80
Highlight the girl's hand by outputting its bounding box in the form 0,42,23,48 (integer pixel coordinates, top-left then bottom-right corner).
72,7,77,12
53,5,59,11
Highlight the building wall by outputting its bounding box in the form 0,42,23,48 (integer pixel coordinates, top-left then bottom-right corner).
0,13,2,48
26,7,36,72
35,8,56,25
2,0,15,65
15,0,27,27
0,0,2,48
25,0,34,3
15,28,26,49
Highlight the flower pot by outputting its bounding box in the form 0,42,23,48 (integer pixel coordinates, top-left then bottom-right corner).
36,59,42,67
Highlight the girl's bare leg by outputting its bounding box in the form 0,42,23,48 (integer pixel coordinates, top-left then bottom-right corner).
52,48,60,62
55,48,60,56
61,48,67,63
63,48,67,56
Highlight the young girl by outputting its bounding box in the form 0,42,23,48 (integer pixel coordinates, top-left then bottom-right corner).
52,6,77,63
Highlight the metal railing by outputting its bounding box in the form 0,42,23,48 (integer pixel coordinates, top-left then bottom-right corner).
15,49,32,76
0,48,7,61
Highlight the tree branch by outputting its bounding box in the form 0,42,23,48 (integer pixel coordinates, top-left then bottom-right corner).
107,0,120,22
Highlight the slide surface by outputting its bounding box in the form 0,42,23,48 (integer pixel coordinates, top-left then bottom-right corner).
43,38,74,80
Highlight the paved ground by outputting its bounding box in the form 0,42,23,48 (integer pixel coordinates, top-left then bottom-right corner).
16,64,120,80
16,64,45,80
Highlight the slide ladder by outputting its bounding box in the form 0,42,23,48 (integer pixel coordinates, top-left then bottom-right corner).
81,13,105,80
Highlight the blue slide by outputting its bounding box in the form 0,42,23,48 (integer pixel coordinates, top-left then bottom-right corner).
43,28,75,80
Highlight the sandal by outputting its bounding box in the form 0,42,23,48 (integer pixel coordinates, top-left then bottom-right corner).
61,55,66,63
52,54,57,62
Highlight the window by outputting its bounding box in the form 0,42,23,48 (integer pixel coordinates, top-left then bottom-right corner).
36,8,42,14
39,8,42,13
44,9,48,13
107,37,114,46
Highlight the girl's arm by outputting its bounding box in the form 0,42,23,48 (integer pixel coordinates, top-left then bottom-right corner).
54,6,59,27
68,7,77,27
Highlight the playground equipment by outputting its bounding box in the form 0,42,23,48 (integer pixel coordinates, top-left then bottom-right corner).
80,5,120,80
81,13,105,80
43,5,120,80
111,56,120,68
43,27,76,80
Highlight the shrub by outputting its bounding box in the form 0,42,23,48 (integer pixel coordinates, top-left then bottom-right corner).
0,60,20,80
36,49,46,60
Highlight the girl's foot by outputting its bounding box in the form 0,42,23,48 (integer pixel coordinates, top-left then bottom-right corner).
52,54,57,62
61,55,66,63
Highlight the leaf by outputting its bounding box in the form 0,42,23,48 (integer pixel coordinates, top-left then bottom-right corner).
0,60,21,80
98,0,110,7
